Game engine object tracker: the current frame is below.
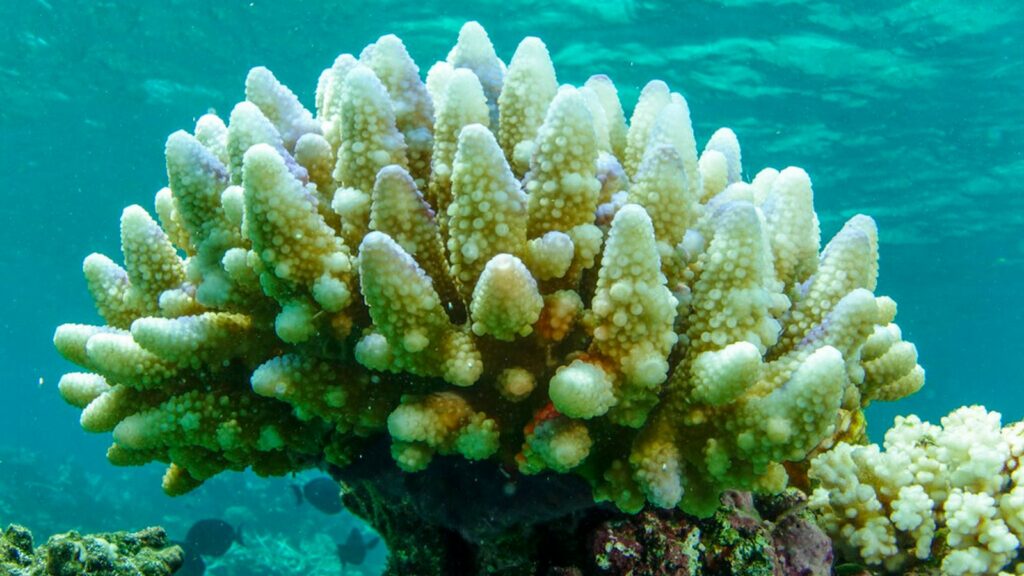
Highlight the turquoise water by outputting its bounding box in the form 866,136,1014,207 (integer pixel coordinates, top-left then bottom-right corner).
0,0,1021,573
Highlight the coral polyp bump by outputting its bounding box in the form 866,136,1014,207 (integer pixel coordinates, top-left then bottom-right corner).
54,21,923,516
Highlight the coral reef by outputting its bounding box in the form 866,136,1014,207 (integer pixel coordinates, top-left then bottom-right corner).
52,19,925,567
0,524,182,576
809,405,1024,575
203,529,360,576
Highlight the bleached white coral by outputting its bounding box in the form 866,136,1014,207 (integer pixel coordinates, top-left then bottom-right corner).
810,405,1024,575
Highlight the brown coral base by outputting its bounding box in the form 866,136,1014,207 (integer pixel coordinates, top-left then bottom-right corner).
330,442,833,575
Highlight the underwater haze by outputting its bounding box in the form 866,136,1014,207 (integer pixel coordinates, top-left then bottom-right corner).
0,0,1021,574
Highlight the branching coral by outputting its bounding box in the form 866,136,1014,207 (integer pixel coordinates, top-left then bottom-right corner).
54,21,923,517
809,406,1024,575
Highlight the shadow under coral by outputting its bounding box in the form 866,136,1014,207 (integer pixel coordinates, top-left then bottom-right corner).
331,438,832,576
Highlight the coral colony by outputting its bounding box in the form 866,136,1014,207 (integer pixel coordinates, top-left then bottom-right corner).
810,407,1024,574
58,20,1024,574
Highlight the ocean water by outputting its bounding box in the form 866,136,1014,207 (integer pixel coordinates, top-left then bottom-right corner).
0,0,1021,573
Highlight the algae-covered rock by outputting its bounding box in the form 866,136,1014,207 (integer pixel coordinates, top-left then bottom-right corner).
1,524,36,570
0,524,182,576
585,489,832,576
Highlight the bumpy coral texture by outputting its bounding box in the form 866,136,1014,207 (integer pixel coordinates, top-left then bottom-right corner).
54,22,923,515
809,406,1024,575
